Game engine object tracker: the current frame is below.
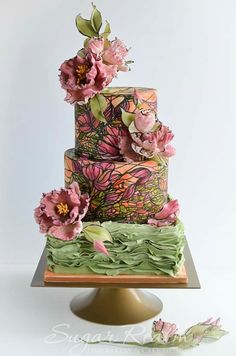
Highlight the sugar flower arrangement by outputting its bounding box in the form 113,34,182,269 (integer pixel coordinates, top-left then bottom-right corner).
59,3,176,163
59,3,132,122
34,181,180,253
79,317,228,349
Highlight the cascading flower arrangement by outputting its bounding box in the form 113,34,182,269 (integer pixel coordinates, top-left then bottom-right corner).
59,3,132,122
34,182,112,255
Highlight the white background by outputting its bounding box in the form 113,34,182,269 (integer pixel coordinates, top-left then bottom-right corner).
0,0,236,355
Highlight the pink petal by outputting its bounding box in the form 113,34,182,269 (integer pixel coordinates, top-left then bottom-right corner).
93,240,109,256
162,145,176,157
154,200,179,220
134,110,156,133
49,222,82,241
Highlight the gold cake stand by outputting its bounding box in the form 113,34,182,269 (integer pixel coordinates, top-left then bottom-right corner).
31,241,200,325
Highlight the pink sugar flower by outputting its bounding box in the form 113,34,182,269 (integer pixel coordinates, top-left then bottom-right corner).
131,124,175,158
59,52,117,104
103,39,129,71
148,200,179,227
120,119,175,162
152,319,178,343
34,182,90,241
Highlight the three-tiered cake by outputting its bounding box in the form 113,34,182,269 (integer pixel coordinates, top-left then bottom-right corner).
34,5,185,277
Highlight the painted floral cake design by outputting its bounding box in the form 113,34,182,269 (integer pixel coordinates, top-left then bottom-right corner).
65,149,168,223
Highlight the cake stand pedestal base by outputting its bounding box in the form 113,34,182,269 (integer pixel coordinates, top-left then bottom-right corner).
31,242,200,326
70,287,163,325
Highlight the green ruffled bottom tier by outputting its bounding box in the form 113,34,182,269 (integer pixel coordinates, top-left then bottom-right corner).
46,220,185,276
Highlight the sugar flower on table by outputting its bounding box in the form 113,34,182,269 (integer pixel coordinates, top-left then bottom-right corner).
34,182,90,241
79,316,228,348
152,319,178,344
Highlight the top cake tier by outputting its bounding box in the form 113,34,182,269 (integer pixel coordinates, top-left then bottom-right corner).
75,87,157,161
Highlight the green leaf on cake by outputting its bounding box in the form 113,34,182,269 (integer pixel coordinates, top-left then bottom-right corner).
90,3,102,33
101,21,111,39
128,120,139,133
90,94,107,122
121,108,135,127
83,225,113,243
150,122,160,132
75,14,98,38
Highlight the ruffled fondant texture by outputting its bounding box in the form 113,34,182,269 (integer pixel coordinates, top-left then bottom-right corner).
46,220,185,276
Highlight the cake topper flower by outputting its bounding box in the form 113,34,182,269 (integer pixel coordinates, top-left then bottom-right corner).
34,182,112,255
59,3,132,122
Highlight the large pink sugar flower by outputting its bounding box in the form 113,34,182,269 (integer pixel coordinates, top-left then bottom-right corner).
148,199,179,227
103,39,129,72
34,182,90,241
152,319,177,344
59,52,117,104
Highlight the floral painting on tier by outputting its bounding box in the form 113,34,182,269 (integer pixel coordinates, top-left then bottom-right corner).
65,149,168,223
74,87,158,160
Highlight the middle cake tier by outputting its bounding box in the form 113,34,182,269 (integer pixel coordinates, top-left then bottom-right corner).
65,148,168,223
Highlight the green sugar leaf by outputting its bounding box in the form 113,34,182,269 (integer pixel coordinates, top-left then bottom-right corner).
83,37,90,48
128,120,139,133
121,108,135,127
101,21,111,39
83,225,113,243
90,94,107,122
150,122,160,132
90,4,102,33
77,48,85,58
75,14,98,38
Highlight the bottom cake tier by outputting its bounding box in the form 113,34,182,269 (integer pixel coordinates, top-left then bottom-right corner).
46,220,185,276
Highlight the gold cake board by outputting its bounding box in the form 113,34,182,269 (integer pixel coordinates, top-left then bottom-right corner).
31,241,200,325
44,266,188,284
